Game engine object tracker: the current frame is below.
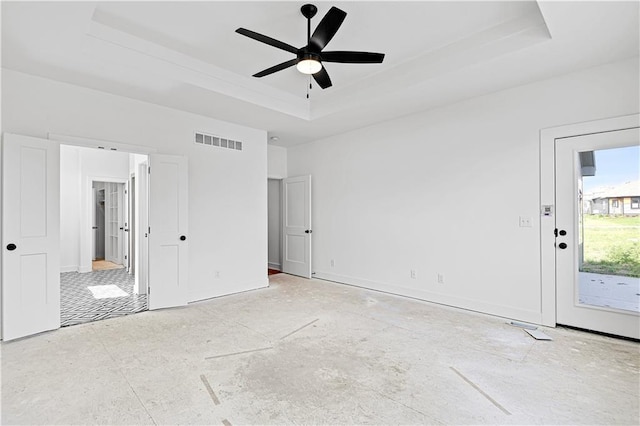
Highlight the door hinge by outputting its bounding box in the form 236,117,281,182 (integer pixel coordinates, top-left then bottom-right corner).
148,166,151,174
148,287,150,295
554,228,558,237
148,226,151,234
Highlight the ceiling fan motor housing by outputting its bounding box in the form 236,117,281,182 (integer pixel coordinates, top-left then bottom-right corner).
301,4,318,20
298,51,321,62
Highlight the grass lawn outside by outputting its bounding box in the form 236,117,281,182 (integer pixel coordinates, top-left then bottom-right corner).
581,215,640,277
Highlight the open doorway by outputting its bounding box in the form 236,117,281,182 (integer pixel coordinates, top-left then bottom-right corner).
267,176,313,278
268,178,282,275
92,181,126,271
60,144,149,327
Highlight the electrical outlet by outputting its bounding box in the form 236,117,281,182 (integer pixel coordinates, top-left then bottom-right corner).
214,271,220,279
437,273,444,284
410,269,417,279
330,259,335,268
519,216,532,228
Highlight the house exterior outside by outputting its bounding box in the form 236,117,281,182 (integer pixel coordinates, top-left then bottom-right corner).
584,181,640,216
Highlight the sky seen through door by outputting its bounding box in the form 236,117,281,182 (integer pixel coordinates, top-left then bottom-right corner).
582,145,639,192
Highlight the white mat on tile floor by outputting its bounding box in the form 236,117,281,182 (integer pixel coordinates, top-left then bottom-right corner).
87,285,128,299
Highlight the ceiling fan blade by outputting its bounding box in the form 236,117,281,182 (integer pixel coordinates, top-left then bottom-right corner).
236,28,298,54
309,7,347,51
312,66,332,89
253,59,299,78
321,51,385,64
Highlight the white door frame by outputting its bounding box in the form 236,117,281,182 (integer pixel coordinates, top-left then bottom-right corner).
135,162,149,295
540,113,640,327
129,173,136,274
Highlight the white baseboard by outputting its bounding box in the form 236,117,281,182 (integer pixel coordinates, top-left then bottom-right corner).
60,265,78,273
268,262,281,270
78,265,92,273
313,270,542,325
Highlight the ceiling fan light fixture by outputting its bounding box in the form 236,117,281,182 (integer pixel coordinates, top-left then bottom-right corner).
296,59,322,75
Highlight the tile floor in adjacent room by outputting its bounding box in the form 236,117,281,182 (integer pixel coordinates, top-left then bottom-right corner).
60,268,147,327
2,273,639,425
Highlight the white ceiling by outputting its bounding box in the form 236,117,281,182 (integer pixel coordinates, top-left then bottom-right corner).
2,1,638,147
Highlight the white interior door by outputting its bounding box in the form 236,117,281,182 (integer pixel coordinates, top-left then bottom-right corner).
2,133,60,341
148,155,188,309
555,127,640,339
104,182,126,265
282,175,312,278
105,183,119,264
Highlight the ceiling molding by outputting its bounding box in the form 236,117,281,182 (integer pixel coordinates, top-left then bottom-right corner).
311,11,551,120
2,1,637,148
87,17,311,120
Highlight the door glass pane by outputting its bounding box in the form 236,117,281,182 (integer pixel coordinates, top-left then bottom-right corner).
579,145,640,313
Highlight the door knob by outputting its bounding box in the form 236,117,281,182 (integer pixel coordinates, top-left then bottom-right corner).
180,235,187,241
558,242,567,249
6,243,17,251
304,230,312,234
559,230,567,236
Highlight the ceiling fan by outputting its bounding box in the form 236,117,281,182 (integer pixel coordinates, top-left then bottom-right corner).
235,4,385,89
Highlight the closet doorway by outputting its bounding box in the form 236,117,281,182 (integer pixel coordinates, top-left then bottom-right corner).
92,181,126,271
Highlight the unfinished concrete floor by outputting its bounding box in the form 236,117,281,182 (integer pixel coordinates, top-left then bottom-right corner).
2,273,639,425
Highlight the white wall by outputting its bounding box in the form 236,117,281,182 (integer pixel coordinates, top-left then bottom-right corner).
2,69,268,302
287,57,640,324
59,145,81,272
267,179,281,270
268,144,287,178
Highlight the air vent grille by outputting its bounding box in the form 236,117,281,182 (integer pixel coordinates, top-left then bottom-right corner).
195,132,242,151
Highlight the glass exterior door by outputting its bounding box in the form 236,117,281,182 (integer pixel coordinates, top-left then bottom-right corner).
555,128,639,338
